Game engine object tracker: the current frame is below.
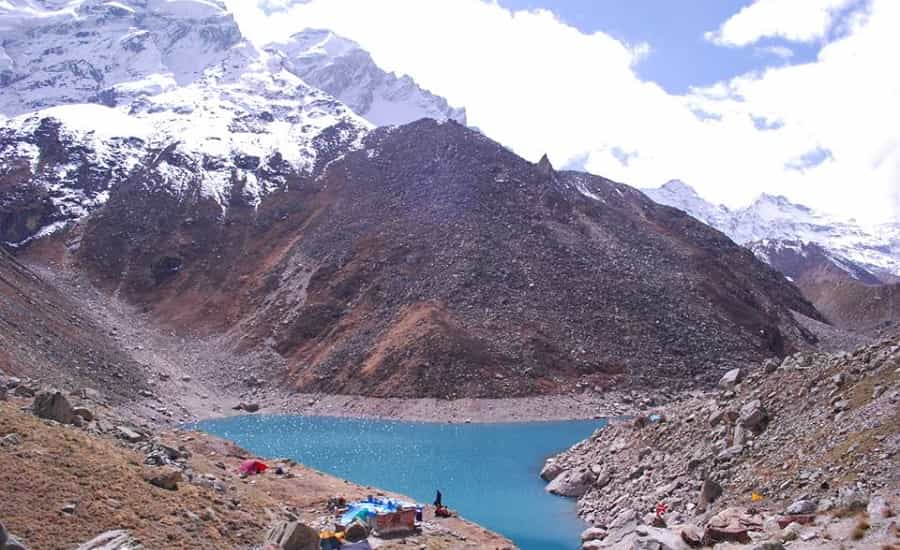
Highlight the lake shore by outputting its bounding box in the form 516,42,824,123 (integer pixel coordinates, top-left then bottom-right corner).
183,389,643,424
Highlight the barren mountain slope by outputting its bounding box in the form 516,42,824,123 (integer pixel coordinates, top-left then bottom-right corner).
75,120,822,398
0,246,149,402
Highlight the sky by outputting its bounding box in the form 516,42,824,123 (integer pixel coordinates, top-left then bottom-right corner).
224,0,899,224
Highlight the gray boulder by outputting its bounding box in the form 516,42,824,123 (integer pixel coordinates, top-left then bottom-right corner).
73,407,94,422
0,433,23,447
738,399,767,432
117,426,144,443
546,467,595,497
540,458,564,481
784,499,816,515
32,391,76,424
76,530,142,550
581,526,607,542
718,368,742,388
264,521,318,550
698,478,723,508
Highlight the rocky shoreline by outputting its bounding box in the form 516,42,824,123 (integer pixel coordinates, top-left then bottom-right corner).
539,337,900,549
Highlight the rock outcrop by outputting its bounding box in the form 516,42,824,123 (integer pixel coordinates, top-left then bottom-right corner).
32,391,75,424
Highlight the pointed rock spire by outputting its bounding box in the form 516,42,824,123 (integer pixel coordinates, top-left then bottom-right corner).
536,153,554,177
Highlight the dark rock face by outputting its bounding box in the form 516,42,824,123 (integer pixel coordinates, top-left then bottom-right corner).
75,120,822,398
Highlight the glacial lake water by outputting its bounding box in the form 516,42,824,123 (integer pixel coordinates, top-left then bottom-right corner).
193,414,606,550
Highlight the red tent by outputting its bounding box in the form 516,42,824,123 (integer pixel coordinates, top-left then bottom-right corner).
239,459,269,475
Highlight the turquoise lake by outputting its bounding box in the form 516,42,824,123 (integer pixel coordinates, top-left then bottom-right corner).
193,415,606,550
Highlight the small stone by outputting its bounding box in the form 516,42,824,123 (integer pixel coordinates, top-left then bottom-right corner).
0,433,23,447
72,407,94,422
143,466,182,490
784,499,816,515
117,426,144,443
345,520,369,542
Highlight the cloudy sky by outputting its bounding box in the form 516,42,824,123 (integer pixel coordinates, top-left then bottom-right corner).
224,0,899,224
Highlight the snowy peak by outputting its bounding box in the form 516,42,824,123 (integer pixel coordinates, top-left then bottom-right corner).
266,29,467,127
644,180,732,228
642,180,900,279
0,0,243,115
0,0,374,247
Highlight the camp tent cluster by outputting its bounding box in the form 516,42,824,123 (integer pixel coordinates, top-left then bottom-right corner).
339,496,420,536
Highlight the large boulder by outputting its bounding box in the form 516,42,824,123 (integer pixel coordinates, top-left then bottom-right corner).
76,529,142,549
546,467,595,497
697,478,723,509
32,391,76,424
738,399,768,432
263,521,318,550
581,526,607,543
540,458,564,481
718,368,742,388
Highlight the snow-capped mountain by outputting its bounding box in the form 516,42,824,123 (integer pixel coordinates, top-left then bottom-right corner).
0,0,466,247
644,180,900,280
265,29,467,127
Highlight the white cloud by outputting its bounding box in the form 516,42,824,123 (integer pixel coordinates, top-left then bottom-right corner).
706,0,862,47
757,45,794,59
225,0,899,224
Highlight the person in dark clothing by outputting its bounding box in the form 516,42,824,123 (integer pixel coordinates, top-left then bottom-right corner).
434,490,443,507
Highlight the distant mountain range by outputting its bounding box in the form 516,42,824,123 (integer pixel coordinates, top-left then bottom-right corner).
643,180,900,283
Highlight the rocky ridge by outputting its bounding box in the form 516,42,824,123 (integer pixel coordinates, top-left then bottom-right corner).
542,335,900,549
